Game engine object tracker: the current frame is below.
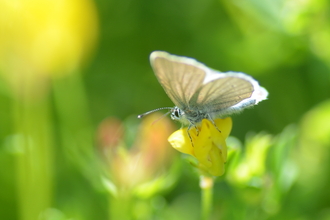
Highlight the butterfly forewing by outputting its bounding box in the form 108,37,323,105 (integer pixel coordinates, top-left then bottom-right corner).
151,52,206,108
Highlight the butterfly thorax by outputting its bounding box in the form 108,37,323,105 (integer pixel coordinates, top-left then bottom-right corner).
170,106,209,125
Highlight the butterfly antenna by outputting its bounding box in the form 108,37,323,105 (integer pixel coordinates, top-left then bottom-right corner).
137,107,173,118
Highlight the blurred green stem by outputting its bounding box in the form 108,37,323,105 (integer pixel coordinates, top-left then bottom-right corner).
200,176,214,220
109,193,132,220
52,73,99,187
13,83,53,220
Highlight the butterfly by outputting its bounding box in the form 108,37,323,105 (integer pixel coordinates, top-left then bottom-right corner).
138,51,268,130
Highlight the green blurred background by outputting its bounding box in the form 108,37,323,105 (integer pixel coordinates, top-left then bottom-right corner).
1,0,330,219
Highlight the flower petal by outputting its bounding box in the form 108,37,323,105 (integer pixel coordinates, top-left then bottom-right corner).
214,118,232,139
208,144,225,176
168,128,194,156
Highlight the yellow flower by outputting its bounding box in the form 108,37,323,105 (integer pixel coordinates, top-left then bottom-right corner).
168,118,232,176
0,0,98,76
0,0,98,99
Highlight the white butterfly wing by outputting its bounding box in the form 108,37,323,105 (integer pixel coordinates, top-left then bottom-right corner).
150,51,268,117
192,75,253,108
193,71,268,117
150,51,207,108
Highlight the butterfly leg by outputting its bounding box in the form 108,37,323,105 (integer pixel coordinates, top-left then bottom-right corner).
186,124,195,147
194,125,200,136
187,120,200,135
208,115,221,133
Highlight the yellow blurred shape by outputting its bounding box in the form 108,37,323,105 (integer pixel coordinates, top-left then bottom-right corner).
0,0,98,78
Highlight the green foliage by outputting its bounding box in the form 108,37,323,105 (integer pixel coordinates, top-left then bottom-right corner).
1,0,330,219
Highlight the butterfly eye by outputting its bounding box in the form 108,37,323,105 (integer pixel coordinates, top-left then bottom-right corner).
170,107,182,120
174,110,180,118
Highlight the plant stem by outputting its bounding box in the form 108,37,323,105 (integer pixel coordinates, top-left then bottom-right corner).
200,176,214,220
109,192,132,220
52,73,99,187
13,81,53,220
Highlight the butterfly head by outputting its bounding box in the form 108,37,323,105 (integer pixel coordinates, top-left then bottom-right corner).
170,106,184,121
170,106,199,126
